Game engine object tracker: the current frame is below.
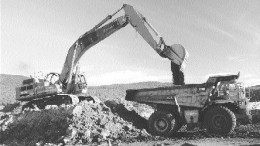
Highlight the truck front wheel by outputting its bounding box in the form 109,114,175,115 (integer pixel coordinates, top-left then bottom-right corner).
204,106,236,135
148,110,179,136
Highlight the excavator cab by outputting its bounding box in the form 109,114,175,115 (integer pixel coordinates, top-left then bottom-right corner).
43,72,88,95
70,73,88,94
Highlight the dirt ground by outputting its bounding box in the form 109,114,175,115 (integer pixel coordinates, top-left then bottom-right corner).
121,138,260,146
0,100,259,146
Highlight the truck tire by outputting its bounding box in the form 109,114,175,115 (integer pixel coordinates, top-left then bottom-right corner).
204,106,236,135
148,110,179,136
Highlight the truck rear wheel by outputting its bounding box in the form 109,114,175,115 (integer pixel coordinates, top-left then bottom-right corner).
148,110,179,136
204,106,236,135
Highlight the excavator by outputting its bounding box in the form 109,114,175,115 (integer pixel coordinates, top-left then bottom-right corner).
16,4,188,110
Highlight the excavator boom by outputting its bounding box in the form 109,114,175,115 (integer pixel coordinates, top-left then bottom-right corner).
60,4,189,92
60,16,128,92
16,4,189,109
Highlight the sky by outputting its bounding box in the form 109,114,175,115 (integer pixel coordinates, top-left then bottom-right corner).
1,0,260,86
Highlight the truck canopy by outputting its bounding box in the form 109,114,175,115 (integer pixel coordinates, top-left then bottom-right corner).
206,72,240,85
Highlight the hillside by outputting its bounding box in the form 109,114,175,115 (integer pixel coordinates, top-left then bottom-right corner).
0,74,171,105
0,74,28,105
87,82,172,102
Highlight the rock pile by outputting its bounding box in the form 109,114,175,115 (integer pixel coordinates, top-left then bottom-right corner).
1,101,260,146
65,101,151,145
0,101,151,145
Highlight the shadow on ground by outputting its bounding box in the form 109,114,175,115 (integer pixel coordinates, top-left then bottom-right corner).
104,100,148,130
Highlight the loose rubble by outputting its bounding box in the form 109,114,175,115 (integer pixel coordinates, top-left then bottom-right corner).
0,101,259,146
0,101,151,145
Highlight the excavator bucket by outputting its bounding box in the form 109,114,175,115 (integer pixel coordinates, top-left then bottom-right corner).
162,44,189,70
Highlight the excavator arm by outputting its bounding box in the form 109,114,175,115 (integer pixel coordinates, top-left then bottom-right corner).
124,5,188,68
60,4,189,92
60,15,128,92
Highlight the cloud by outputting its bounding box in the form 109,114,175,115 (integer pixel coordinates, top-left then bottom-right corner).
204,72,238,78
228,56,247,62
241,73,260,86
17,62,31,75
243,78,260,86
243,74,255,78
87,70,171,86
227,54,257,62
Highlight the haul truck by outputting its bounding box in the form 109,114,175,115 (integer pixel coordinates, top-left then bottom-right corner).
16,4,188,110
126,73,252,136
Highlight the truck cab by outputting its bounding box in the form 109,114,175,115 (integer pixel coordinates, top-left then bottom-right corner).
70,73,88,95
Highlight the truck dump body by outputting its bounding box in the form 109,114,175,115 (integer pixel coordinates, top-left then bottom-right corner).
126,83,211,108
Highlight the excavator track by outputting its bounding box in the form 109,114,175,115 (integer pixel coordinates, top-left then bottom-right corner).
22,94,79,110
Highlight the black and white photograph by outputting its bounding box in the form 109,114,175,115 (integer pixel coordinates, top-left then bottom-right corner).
1,0,260,145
